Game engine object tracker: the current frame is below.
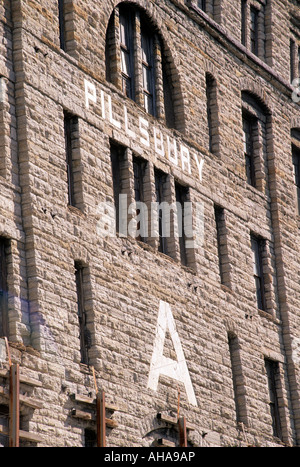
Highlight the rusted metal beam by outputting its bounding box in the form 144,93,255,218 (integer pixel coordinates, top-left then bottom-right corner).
178,416,187,447
9,364,20,447
96,390,106,447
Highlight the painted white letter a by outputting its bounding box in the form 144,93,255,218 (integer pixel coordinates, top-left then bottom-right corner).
147,300,197,407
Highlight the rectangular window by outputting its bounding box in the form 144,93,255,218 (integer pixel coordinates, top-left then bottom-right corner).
206,74,214,153
141,28,155,116
250,6,259,56
75,262,90,365
214,205,231,287
133,156,147,242
251,235,266,311
119,7,135,99
228,334,247,424
64,112,78,207
110,142,126,234
58,0,66,51
206,73,219,154
241,0,247,46
243,114,256,186
175,183,189,266
155,169,168,255
292,145,300,215
0,239,8,338
290,39,296,83
265,359,282,440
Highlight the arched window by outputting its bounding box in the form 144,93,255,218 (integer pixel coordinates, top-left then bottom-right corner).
241,91,270,193
105,3,178,129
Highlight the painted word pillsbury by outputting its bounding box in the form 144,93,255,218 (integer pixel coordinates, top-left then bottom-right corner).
84,79,205,182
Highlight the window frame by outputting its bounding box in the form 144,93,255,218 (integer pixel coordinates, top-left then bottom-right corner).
64,112,79,207
264,358,282,440
251,234,266,312
132,155,147,242
242,112,257,187
175,182,189,266
119,6,135,100
75,262,90,365
292,141,300,216
154,169,168,255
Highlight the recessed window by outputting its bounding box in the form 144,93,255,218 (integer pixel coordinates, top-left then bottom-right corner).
141,27,155,116
241,1,268,62
290,13,300,83
0,238,8,338
110,143,128,236
133,156,147,242
242,92,270,193
291,130,300,216
154,169,168,255
265,358,282,440
206,73,219,155
251,235,266,311
64,112,79,207
214,205,231,288
75,262,91,365
119,6,135,99
242,113,256,187
250,6,259,56
105,4,181,129
58,0,66,50
228,333,247,425
175,182,189,266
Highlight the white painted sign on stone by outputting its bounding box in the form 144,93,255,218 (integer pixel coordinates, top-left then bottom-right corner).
147,300,197,407
84,79,205,182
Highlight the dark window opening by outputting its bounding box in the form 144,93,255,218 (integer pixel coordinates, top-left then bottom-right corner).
206,73,218,154
175,183,189,266
241,0,247,46
155,169,168,255
119,6,135,100
292,144,300,215
110,142,126,234
58,0,66,51
0,404,9,447
243,114,256,187
250,6,259,56
265,359,282,440
64,112,78,207
141,25,155,116
0,239,8,338
290,39,296,83
85,429,97,448
251,235,266,311
214,205,230,287
133,156,147,242
228,334,246,424
105,4,179,129
75,262,90,365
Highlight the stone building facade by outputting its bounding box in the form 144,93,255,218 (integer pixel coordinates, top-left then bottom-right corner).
0,0,299,448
